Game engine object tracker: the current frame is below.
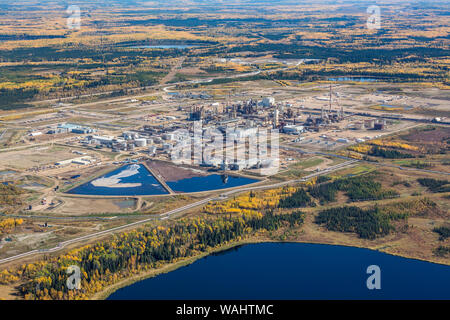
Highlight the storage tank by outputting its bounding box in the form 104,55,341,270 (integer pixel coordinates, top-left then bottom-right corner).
364,120,375,129
163,133,175,141
135,138,147,147
354,122,365,130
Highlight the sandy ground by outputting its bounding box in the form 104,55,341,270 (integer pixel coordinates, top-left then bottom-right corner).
0,284,19,300
303,157,333,172
146,160,207,182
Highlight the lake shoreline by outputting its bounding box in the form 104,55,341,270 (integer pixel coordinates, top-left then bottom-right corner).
91,238,267,300
92,236,450,300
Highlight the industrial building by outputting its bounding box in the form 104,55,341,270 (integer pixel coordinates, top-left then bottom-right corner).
55,156,96,166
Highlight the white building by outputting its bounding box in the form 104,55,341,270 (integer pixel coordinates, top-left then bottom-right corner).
163,133,175,141
283,125,304,134
262,97,275,107
55,156,95,166
148,146,157,155
134,138,147,147
273,109,279,127
91,135,114,145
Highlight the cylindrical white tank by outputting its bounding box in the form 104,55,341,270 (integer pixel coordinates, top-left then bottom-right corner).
135,138,147,147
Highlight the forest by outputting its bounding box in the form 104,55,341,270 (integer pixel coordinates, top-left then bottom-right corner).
367,146,414,159
434,246,450,257
227,43,449,64
0,0,448,109
273,174,399,208
433,226,450,241
0,183,25,212
308,174,398,204
0,88,38,110
314,206,394,240
417,178,450,193
0,211,305,300
278,188,314,208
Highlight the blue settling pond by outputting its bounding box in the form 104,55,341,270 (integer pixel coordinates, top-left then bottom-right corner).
67,164,168,196
166,174,258,193
107,242,450,300
67,164,258,196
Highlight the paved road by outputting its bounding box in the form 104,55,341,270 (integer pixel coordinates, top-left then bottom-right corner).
0,159,357,265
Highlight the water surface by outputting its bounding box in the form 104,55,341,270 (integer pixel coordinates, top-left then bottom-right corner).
68,164,168,196
108,243,450,300
67,165,259,196
166,174,259,193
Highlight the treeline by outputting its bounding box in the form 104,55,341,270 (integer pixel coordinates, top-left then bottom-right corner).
0,88,38,110
0,46,183,63
279,174,398,208
1,211,304,300
314,198,441,240
0,218,24,236
0,70,164,109
308,183,337,204
0,183,24,209
377,198,437,218
315,206,393,240
417,178,450,193
309,175,399,204
368,146,414,159
227,43,449,64
434,246,450,257
404,161,432,169
278,188,314,208
433,226,450,241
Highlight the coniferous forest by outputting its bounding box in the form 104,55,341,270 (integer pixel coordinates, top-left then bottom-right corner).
314,206,393,240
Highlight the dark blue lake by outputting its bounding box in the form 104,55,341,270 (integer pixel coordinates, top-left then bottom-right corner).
67,164,168,196
107,243,450,300
167,174,258,193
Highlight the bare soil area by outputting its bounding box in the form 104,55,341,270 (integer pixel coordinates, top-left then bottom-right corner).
146,160,208,182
